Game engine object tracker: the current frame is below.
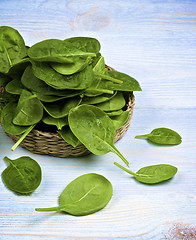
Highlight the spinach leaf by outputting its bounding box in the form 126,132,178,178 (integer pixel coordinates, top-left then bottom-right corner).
42,114,68,130
68,104,129,166
35,173,112,216
106,109,123,117
50,56,91,75
5,77,24,95
1,102,30,135
59,125,80,147
32,61,94,90
2,156,42,194
13,89,43,126
42,97,81,118
0,26,27,73
97,71,142,92
114,162,177,184
22,65,83,97
95,91,125,111
28,39,95,63
110,111,130,130
135,128,182,145
65,37,101,54
81,91,117,105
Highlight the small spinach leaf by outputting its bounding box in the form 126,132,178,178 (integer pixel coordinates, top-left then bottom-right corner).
35,173,112,216
95,91,125,111
42,114,68,130
1,102,30,135
42,97,81,118
110,111,130,130
13,89,43,126
114,162,178,184
135,128,182,145
65,37,101,54
0,26,27,73
59,125,80,147
2,156,42,194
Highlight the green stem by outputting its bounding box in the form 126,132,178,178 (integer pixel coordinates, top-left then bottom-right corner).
85,88,114,94
94,72,123,84
3,156,12,164
11,124,36,151
114,162,136,176
35,206,62,212
4,46,12,67
112,146,129,167
135,134,149,139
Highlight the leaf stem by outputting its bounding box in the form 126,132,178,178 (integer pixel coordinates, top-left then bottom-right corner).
114,162,136,176
112,146,129,167
135,134,149,139
35,206,61,212
11,124,36,151
94,72,123,84
85,88,114,94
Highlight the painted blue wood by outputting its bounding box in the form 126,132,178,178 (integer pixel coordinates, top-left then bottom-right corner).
0,0,196,239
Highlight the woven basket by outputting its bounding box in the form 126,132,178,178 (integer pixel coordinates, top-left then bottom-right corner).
1,66,135,157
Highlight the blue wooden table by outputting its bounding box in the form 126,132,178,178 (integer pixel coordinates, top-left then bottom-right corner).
0,1,196,239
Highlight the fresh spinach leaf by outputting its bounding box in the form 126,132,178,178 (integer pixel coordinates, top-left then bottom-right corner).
0,26,27,73
95,91,125,111
5,77,24,95
65,37,101,54
106,109,123,117
32,61,94,90
59,125,80,147
2,156,42,194
42,114,68,130
1,102,30,135
13,89,43,126
114,162,178,184
68,104,129,166
81,91,117,105
28,39,95,63
97,71,142,92
50,56,91,75
135,128,182,145
35,173,112,216
42,97,81,118
110,111,130,130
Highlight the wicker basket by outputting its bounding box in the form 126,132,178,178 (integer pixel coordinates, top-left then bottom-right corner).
1,65,135,157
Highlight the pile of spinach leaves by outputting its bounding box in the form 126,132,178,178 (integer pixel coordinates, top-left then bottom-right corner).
0,26,142,166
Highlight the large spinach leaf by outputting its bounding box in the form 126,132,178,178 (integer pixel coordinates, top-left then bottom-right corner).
68,104,129,166
28,39,95,63
35,173,112,216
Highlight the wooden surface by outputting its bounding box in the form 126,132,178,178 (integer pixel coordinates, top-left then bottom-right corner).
0,0,196,239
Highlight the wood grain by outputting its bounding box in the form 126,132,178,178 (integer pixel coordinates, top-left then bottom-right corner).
0,0,196,239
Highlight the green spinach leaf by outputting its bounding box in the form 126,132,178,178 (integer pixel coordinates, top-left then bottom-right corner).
114,162,178,184
65,37,101,54
68,104,129,166
0,26,27,73
1,102,30,135
42,114,68,130
59,125,80,147
42,97,81,118
135,128,182,145
13,89,43,126
35,173,112,216
2,156,42,194
28,39,95,63
110,111,130,130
